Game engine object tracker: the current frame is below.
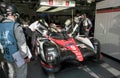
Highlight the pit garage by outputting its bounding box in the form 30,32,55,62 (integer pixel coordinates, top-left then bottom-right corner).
0,0,120,78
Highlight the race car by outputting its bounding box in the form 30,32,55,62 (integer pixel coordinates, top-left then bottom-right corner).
35,21,101,75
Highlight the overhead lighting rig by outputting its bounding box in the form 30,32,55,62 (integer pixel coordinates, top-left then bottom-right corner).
36,0,75,12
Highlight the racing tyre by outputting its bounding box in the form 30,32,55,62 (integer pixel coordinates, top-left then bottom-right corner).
90,38,102,61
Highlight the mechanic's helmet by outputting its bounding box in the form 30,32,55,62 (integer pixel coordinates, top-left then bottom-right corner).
6,4,17,14
64,19,71,27
74,16,80,23
0,2,7,15
81,13,86,18
4,3,19,18
64,19,72,32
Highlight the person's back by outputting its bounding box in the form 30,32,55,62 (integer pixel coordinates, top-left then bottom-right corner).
0,2,32,78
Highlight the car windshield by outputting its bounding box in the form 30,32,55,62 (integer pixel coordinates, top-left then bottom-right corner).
50,31,69,40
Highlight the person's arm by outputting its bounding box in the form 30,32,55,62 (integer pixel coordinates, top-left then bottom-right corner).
87,18,92,30
23,27,33,37
14,23,31,62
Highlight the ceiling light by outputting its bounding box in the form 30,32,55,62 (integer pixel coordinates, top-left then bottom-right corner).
36,6,51,12
47,7,69,12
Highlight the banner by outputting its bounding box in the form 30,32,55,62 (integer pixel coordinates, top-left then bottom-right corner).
40,0,75,7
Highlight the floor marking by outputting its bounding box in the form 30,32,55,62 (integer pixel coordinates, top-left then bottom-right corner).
101,63,120,77
48,73,55,78
78,66,100,78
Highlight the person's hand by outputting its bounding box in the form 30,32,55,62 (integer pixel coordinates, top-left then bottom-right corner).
24,57,31,63
68,34,72,37
86,29,89,31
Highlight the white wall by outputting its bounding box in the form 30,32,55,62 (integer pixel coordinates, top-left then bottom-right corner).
95,0,120,60
96,0,120,9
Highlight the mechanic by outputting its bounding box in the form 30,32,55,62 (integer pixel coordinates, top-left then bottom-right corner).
80,13,93,37
64,14,81,37
0,2,32,78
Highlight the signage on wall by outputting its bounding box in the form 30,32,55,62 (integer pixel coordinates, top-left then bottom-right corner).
40,0,75,7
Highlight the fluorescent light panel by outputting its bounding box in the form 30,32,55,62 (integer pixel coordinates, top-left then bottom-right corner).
36,6,51,12
48,7,69,12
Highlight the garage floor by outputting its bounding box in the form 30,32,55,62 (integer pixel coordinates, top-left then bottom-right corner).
27,56,120,78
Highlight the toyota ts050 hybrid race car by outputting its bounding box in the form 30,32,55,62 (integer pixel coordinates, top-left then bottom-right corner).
32,19,101,76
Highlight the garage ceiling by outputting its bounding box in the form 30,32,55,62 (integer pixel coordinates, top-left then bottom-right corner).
1,0,104,5
0,0,104,14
